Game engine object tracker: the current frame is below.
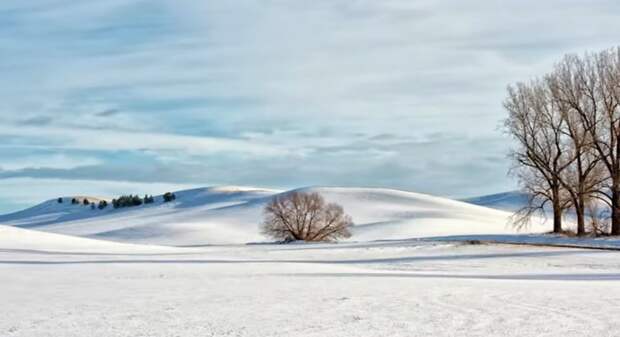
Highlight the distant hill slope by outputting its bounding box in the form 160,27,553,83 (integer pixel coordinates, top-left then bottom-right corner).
462,191,529,213
0,186,547,245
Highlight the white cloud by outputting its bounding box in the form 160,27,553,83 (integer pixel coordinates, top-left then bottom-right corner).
0,154,102,171
1,0,620,210
0,125,287,157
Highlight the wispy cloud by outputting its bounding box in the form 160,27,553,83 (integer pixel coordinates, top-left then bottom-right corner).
95,108,120,117
1,0,620,211
0,125,286,156
0,154,102,171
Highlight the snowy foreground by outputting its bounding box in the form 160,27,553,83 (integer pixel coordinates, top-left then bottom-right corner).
2,186,619,336
2,232,620,337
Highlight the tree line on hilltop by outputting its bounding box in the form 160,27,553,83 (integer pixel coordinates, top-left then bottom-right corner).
57,192,176,210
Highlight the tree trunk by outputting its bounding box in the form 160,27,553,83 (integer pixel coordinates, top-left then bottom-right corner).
552,198,562,234
612,186,620,235
575,203,586,236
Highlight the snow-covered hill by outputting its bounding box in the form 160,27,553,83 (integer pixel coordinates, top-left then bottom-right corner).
0,225,175,253
0,186,547,245
462,191,529,212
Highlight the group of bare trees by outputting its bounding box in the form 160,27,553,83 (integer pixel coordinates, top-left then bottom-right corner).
506,47,620,236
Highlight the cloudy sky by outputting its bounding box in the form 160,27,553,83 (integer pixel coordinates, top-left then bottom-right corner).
1,0,619,212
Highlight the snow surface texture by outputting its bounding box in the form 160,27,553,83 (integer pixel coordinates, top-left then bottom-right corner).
0,186,548,245
1,234,619,337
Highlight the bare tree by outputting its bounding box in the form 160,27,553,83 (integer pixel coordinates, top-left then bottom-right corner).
504,80,572,233
261,191,353,242
547,71,605,235
587,199,610,236
508,167,571,231
549,49,620,234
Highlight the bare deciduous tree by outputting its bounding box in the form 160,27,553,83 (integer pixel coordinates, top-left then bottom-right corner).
508,167,571,232
587,200,610,236
261,191,353,242
548,71,604,235
505,80,572,233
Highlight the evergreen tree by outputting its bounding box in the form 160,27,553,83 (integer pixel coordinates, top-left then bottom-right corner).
163,192,176,202
144,195,155,204
131,195,143,206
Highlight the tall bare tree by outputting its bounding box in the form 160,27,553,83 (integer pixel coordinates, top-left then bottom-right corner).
505,80,572,233
547,72,604,235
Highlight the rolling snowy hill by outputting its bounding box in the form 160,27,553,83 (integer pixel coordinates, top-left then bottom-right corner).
462,191,529,212
0,224,175,253
0,186,548,245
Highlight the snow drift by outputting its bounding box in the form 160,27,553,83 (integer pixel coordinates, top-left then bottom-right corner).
0,225,174,253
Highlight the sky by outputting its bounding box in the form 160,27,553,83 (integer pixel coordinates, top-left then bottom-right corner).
1,0,620,213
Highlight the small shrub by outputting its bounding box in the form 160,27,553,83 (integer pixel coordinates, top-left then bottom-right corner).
163,192,176,203
83,198,90,206
57,197,63,204
110,194,145,209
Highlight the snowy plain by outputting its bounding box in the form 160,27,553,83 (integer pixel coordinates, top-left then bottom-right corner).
2,236,620,337
1,186,619,336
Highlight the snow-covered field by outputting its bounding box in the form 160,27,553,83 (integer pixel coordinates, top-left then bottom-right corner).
2,232,620,337
2,186,619,336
